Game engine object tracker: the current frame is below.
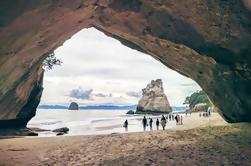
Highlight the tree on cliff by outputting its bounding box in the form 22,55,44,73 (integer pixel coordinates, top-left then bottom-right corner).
183,90,211,109
43,52,62,70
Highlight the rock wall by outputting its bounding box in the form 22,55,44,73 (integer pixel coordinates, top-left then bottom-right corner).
0,0,251,127
136,79,172,113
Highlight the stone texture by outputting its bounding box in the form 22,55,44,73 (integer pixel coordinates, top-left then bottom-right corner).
191,103,208,113
0,0,250,126
136,79,172,113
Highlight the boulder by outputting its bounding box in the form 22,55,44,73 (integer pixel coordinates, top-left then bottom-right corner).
136,79,172,113
52,127,69,133
56,132,64,136
68,102,79,110
191,103,208,112
126,110,135,114
0,128,38,136
27,132,39,136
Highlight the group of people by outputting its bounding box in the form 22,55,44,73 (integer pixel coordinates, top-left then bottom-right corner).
142,115,167,131
123,113,184,131
199,111,211,117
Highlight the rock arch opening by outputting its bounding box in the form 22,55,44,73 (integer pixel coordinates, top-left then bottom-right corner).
39,27,202,108
27,27,209,135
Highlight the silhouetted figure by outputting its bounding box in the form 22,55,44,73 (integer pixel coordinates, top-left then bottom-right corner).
149,118,153,130
156,119,160,130
142,116,147,131
161,115,167,130
208,109,211,116
175,115,178,125
180,115,183,125
169,114,172,121
172,114,175,121
123,120,128,131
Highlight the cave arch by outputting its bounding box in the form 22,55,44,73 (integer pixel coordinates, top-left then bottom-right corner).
0,0,251,128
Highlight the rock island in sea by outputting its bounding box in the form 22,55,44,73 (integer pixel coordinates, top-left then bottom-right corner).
68,102,79,110
136,79,172,114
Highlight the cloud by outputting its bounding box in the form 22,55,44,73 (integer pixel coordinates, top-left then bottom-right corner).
69,88,93,100
126,91,142,98
94,93,113,98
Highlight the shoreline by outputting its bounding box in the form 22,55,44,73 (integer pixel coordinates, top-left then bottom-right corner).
0,112,227,138
0,113,250,166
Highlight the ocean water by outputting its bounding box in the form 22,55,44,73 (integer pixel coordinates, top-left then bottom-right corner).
27,109,180,136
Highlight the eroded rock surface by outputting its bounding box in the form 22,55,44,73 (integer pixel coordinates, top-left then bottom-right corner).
137,79,172,113
0,0,251,126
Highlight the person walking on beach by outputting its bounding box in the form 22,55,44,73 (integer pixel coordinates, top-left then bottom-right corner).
180,115,183,125
123,120,128,131
172,114,175,121
142,116,147,131
175,115,178,125
208,107,211,116
169,114,172,121
149,118,153,130
161,115,167,130
156,119,160,130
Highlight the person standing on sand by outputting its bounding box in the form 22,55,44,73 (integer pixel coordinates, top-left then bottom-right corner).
149,118,153,130
142,116,147,131
175,115,178,125
161,115,167,130
156,119,160,130
123,120,128,131
172,114,175,121
169,114,171,121
180,115,183,125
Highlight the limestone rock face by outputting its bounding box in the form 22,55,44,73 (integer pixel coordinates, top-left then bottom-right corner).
0,0,251,126
191,103,208,112
68,102,79,110
136,79,172,113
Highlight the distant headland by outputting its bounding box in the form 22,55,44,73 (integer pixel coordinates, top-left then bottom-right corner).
38,104,137,110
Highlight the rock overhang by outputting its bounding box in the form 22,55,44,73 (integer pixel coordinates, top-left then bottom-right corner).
0,0,251,128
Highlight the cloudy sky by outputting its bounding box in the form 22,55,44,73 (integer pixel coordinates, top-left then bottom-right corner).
40,28,201,106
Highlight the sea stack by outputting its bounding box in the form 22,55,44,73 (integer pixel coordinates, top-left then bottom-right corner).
136,79,172,113
68,102,79,110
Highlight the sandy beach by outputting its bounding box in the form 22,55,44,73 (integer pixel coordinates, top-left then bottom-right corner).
0,113,250,166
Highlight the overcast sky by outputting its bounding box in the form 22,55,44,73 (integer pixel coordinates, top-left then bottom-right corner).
40,28,201,106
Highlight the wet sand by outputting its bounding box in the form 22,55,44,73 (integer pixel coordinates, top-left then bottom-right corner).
0,113,250,166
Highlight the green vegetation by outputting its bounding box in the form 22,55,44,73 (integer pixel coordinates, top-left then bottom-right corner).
43,52,62,70
183,90,211,109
